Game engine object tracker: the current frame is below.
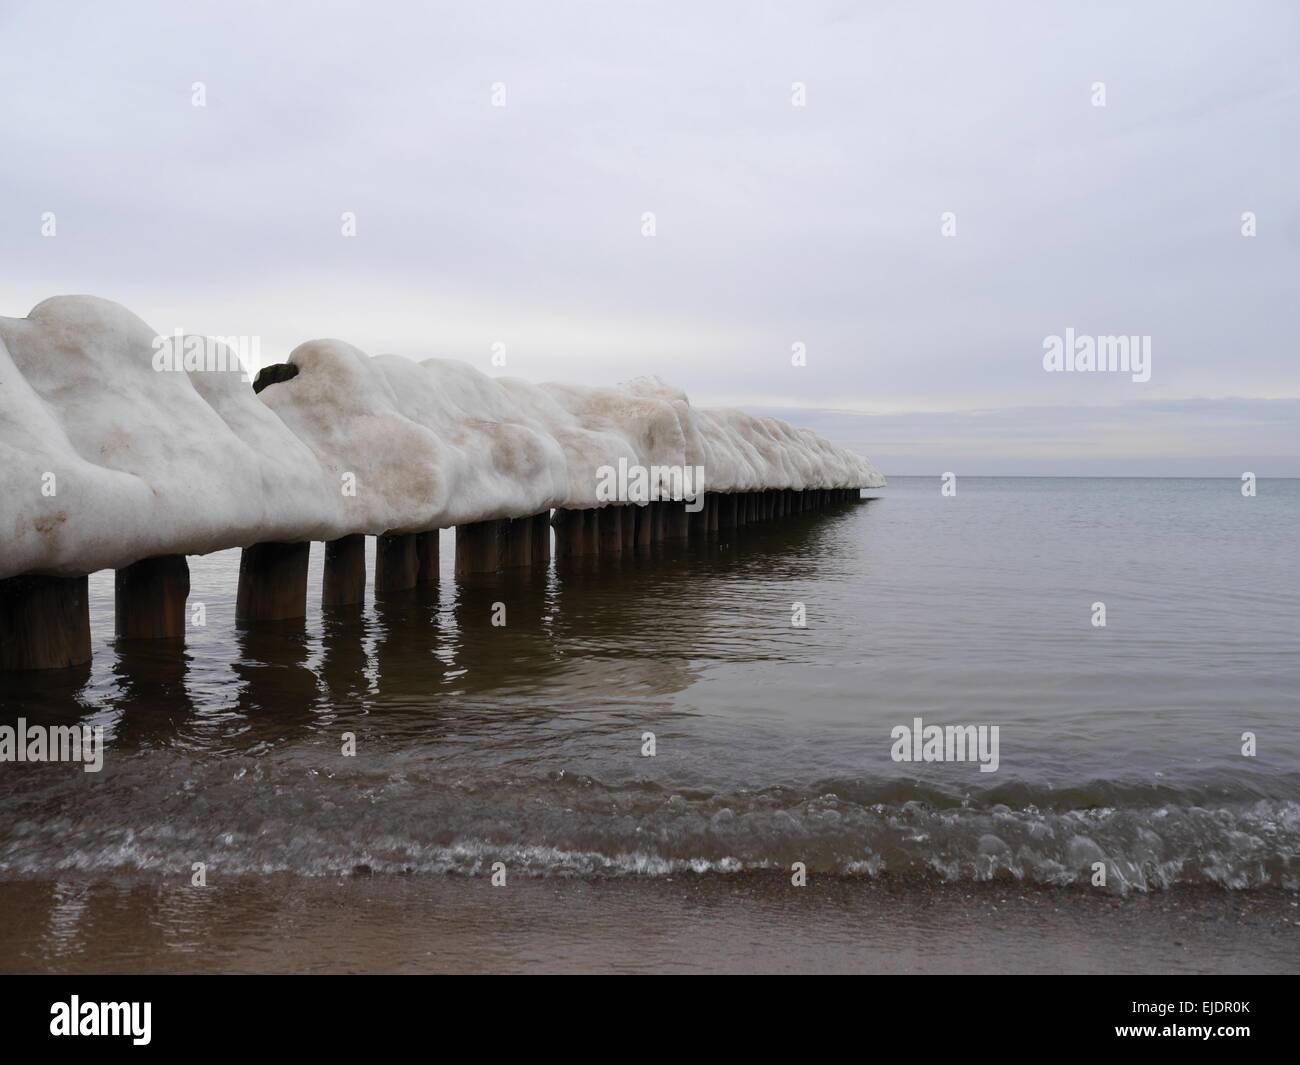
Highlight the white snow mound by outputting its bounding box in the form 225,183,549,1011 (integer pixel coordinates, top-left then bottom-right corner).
0,296,884,577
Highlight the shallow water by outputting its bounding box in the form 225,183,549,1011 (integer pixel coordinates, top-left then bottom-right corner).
1,479,1297,915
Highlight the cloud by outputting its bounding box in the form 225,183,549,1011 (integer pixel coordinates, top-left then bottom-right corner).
1,0,1296,472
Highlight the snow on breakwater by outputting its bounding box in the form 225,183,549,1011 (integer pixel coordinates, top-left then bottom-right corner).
0,296,883,579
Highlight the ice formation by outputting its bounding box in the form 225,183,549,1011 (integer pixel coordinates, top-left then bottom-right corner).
0,296,884,579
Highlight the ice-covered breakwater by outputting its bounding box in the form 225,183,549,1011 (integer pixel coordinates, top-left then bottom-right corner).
0,295,883,670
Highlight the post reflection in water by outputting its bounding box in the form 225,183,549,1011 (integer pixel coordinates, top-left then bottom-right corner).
0,503,869,750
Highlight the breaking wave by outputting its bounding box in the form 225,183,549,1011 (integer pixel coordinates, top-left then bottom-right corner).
2,756,1296,894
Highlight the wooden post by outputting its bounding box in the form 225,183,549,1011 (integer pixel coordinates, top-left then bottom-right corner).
530,512,551,565
634,505,653,551
707,493,719,537
719,493,737,533
620,506,636,554
322,534,366,607
455,520,503,577
0,574,91,670
553,508,585,559
114,554,189,639
664,501,689,541
502,516,533,569
237,541,310,622
650,501,667,543
598,507,623,556
376,532,419,594
687,496,708,541
416,530,439,584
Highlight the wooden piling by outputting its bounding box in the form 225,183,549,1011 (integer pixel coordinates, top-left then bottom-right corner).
634,505,653,551
530,511,551,565
502,516,533,569
114,554,189,640
376,532,419,594
416,530,439,583
620,505,636,554
718,493,737,533
553,508,586,559
237,541,310,622
455,520,503,576
649,501,666,543
687,495,708,540
322,534,366,607
665,501,690,541
0,574,92,670
598,506,623,556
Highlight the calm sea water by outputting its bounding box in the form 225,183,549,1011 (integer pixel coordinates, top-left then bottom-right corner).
2,478,1297,898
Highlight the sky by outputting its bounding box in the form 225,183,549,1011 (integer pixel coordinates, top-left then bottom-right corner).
1,0,1297,474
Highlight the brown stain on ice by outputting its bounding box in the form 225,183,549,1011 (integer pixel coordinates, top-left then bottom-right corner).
97,424,132,460
14,510,69,545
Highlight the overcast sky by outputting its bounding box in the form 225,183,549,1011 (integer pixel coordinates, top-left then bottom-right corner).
2,0,1297,473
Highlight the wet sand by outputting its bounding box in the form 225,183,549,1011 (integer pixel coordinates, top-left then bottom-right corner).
2,875,1295,974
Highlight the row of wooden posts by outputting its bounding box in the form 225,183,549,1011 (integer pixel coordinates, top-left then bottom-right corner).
0,489,861,672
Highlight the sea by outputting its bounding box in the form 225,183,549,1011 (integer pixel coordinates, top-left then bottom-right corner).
1,477,1296,973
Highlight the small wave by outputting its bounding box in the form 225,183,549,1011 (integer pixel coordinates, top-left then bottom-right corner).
1,759,1296,893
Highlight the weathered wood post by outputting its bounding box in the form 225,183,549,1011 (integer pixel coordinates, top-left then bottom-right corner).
719,493,737,536
530,512,551,565
650,501,667,543
376,532,419,594
0,574,92,670
665,501,690,541
114,555,189,639
687,495,708,541
455,520,504,576
707,493,720,537
620,505,636,554
322,534,366,607
553,508,586,559
598,506,623,556
502,516,533,569
416,530,439,583
237,541,310,622
634,505,653,551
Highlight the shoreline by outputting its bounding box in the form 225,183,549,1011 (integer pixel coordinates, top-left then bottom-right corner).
2,873,1295,975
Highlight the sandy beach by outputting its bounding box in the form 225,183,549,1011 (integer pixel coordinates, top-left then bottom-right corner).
2,874,1295,975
